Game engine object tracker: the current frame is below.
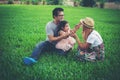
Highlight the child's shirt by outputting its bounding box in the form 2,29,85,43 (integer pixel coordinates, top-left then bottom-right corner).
55,30,76,51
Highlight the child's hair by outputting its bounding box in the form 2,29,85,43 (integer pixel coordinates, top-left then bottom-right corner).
56,20,68,36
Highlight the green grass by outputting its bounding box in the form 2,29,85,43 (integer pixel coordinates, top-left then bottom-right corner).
0,5,120,80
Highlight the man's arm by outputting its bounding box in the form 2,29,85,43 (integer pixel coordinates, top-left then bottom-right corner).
48,32,70,42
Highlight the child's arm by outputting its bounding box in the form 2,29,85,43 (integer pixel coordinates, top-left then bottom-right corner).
59,30,66,36
72,23,82,32
71,19,83,33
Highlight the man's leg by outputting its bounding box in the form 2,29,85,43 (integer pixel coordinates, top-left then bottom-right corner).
31,41,54,60
23,41,54,65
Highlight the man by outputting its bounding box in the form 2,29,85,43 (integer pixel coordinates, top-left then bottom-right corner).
23,7,70,65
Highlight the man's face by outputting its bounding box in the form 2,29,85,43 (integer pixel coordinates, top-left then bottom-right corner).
55,11,64,21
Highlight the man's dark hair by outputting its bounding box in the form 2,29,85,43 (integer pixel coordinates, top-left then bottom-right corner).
52,7,64,18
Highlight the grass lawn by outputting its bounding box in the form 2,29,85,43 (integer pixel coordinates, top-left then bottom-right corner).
0,5,120,80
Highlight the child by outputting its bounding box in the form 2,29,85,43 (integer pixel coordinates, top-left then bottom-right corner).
55,20,76,52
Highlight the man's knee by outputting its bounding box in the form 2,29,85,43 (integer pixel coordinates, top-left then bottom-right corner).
35,41,48,48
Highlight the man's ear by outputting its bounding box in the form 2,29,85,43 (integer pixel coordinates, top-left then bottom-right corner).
54,15,57,19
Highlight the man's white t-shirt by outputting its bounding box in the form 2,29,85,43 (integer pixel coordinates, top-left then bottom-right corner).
87,30,103,48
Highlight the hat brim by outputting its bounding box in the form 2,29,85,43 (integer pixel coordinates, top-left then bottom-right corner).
80,19,94,29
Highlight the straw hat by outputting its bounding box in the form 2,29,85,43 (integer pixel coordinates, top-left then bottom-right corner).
80,17,94,29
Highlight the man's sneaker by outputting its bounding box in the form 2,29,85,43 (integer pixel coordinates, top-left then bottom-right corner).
23,57,37,65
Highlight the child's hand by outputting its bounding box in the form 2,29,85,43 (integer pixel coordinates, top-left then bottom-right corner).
70,32,77,39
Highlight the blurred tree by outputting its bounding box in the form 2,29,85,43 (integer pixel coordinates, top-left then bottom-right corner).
95,0,119,2
46,0,59,5
26,0,31,4
8,0,14,4
99,0,105,8
32,0,40,5
73,0,81,7
81,0,96,7
53,0,59,5
106,0,120,2
59,0,63,5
